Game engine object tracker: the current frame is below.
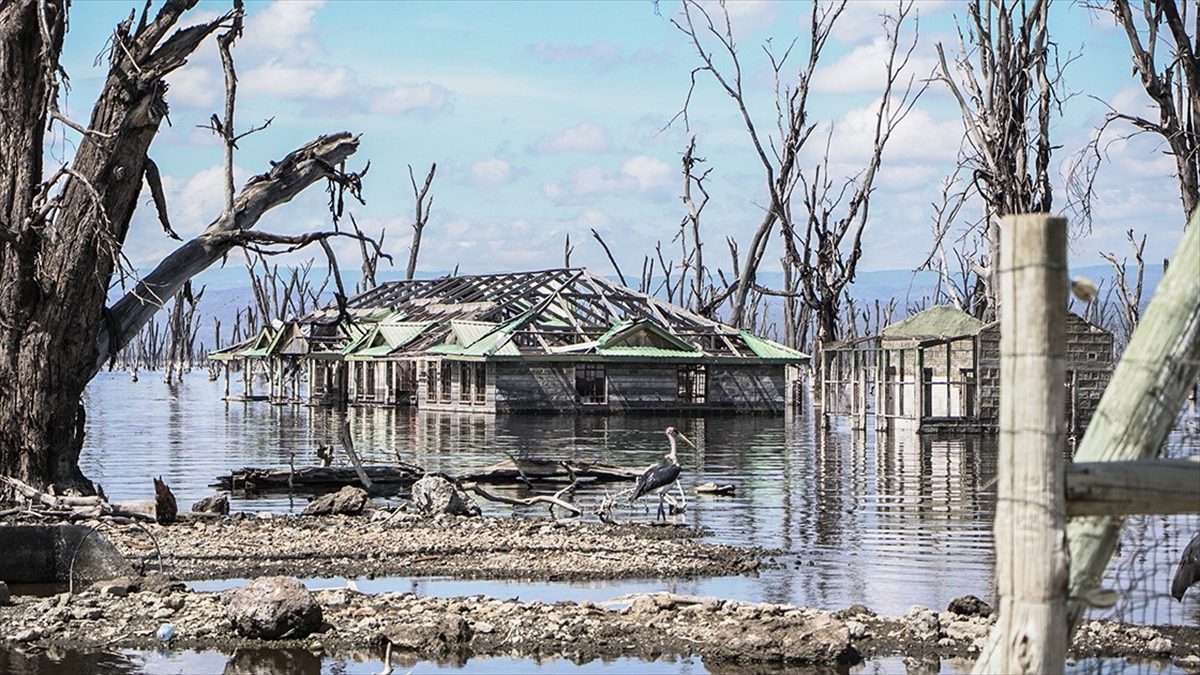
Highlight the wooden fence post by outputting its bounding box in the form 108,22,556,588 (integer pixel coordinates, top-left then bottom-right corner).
972,214,1069,674
1065,211,1200,629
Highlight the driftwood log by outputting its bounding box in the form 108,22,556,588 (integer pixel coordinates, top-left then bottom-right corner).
214,457,641,495
214,465,423,493
0,475,195,523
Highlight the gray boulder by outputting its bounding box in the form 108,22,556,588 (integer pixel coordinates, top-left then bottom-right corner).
302,486,370,516
226,576,323,639
410,475,480,517
192,494,230,515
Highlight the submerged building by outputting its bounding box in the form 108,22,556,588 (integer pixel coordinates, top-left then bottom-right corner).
819,305,1115,435
211,268,809,414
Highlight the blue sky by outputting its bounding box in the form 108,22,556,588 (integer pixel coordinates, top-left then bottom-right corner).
61,1,1187,289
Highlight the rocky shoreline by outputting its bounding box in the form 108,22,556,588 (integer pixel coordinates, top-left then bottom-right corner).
0,579,1197,671
1,513,1198,671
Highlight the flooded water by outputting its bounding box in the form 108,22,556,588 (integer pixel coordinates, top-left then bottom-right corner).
64,371,1200,670
0,645,1190,675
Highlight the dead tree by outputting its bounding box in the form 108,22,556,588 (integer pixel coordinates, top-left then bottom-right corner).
353,213,388,293
934,0,1060,322
405,163,437,280
1072,0,1199,223
674,0,923,344
164,281,204,384
1099,228,1147,349
0,0,372,491
678,135,713,315
671,0,839,328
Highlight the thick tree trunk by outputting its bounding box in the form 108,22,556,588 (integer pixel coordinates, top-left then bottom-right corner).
0,0,359,492
0,0,90,491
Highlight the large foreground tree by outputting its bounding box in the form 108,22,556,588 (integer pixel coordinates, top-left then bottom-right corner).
0,0,364,491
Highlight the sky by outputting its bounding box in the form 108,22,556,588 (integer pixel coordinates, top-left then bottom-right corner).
59,0,1189,291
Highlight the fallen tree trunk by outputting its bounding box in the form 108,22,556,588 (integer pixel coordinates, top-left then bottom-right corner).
214,465,423,492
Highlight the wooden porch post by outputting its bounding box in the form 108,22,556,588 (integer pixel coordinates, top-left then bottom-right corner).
973,214,1069,674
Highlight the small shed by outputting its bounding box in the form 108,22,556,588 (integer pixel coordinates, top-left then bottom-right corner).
820,305,1115,435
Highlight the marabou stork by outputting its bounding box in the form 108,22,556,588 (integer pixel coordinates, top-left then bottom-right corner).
631,426,695,520
1171,532,1200,601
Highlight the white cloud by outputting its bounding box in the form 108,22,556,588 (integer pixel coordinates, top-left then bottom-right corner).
832,1,955,45
469,158,514,186
711,0,779,32
541,156,675,205
243,0,326,57
242,60,355,100
813,35,935,94
368,82,451,114
575,208,610,230
533,122,611,154
166,65,221,109
621,156,673,191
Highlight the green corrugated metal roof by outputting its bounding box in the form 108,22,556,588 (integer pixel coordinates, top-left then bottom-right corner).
378,321,435,349
881,306,983,340
448,320,520,356
596,345,703,359
738,331,809,362
595,320,697,353
426,343,466,355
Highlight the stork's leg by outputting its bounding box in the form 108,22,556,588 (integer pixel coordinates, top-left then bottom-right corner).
674,479,687,511
656,493,666,521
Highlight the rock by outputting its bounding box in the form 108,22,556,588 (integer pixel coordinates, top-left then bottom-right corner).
0,580,9,606
942,619,989,642
191,494,230,515
302,486,370,516
380,613,473,654
472,620,495,634
95,579,131,597
1147,637,1173,654
947,594,992,618
14,628,42,642
905,605,941,641
846,620,868,639
226,576,323,639
410,475,480,517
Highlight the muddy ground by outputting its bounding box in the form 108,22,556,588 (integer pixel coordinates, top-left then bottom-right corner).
1,512,1198,671
98,511,764,581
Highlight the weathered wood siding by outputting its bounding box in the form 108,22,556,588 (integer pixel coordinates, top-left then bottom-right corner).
493,363,575,412
606,364,679,410
706,365,786,412
489,361,787,413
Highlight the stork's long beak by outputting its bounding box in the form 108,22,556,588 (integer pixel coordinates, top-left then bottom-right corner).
676,432,696,449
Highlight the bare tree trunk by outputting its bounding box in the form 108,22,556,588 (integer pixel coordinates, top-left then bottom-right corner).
405,163,436,280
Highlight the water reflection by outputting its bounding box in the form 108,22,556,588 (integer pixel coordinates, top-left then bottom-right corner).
79,373,1199,625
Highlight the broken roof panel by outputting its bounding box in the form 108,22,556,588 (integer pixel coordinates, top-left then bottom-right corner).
738,331,810,362
288,268,810,363
881,306,984,340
